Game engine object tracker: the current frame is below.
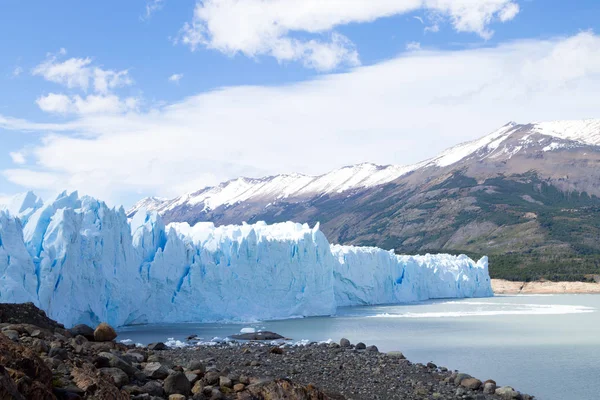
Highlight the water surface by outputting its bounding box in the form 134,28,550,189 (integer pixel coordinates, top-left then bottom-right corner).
119,294,600,400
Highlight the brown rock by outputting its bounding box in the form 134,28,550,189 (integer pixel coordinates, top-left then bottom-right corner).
0,365,25,400
71,363,129,399
234,383,246,392
94,322,117,342
0,334,54,400
246,378,331,400
461,377,482,390
191,380,204,394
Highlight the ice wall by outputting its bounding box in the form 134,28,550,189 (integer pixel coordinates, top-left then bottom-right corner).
331,245,492,307
0,192,492,327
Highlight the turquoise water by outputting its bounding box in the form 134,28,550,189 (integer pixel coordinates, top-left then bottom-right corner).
119,294,600,400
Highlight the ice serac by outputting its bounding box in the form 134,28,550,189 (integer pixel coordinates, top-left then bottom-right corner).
0,212,38,303
0,191,493,327
331,245,492,306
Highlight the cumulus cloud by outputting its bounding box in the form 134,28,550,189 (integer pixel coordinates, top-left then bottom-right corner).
178,0,519,70
32,51,132,93
31,51,135,115
2,32,600,206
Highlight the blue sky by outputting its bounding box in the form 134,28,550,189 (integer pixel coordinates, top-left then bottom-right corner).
1,0,600,206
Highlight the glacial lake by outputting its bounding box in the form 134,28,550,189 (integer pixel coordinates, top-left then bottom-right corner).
119,294,600,400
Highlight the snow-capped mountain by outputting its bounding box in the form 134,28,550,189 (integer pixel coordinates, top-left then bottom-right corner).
129,119,600,282
131,119,600,221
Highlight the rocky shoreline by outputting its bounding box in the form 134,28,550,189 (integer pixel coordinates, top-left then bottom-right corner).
0,303,534,400
492,279,600,294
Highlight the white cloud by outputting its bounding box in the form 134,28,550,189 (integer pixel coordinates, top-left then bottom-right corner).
178,0,519,70
406,41,422,51
143,0,165,20
32,51,132,93
168,73,184,83
31,51,135,115
36,93,138,115
12,66,23,77
2,32,600,206
9,152,26,165
36,93,73,114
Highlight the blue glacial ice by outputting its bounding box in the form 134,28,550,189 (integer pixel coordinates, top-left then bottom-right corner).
0,191,492,327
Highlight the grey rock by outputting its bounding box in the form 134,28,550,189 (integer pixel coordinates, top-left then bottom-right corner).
148,342,167,351
229,331,284,340
387,351,406,359
100,367,129,388
2,330,19,341
69,324,95,340
355,342,366,350
125,351,145,363
48,347,68,360
164,371,191,396
141,380,164,396
366,345,379,352
144,362,169,379
98,351,137,376
496,386,521,399
483,381,497,394
340,338,351,347
188,360,206,373
219,375,233,388
186,372,200,384
203,371,220,385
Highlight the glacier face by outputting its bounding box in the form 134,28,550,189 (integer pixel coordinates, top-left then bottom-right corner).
0,192,492,327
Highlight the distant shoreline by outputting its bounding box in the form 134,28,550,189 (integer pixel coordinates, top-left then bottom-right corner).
492,279,600,294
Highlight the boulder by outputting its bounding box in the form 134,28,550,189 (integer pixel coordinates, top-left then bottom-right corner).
340,338,351,347
100,367,130,388
69,324,95,340
2,329,19,341
366,345,379,352
496,386,521,399
387,351,406,359
229,331,284,340
144,362,169,379
98,352,137,376
203,371,220,385
94,322,117,342
454,373,472,386
234,383,245,392
164,371,191,396
191,380,204,394
355,342,366,350
48,346,68,360
219,375,233,388
169,395,186,400
148,342,167,351
461,377,482,390
124,351,145,363
140,380,164,396
483,380,497,394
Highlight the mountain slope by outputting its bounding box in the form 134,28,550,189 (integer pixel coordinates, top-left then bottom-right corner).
130,119,600,281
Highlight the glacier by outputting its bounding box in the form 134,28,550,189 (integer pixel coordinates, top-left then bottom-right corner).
0,191,492,327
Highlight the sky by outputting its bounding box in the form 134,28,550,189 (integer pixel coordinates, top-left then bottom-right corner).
1,0,600,207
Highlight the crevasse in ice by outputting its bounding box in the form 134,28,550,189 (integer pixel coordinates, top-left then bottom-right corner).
0,191,492,327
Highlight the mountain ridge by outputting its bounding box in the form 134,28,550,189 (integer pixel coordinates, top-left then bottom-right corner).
130,119,600,219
